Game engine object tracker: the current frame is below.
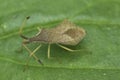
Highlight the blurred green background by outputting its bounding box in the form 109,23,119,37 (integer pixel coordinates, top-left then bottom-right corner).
0,0,120,80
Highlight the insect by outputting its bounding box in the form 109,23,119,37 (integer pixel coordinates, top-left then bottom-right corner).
19,16,86,65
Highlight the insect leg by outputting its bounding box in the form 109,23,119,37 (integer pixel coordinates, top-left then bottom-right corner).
36,27,42,36
22,43,43,65
57,44,81,52
29,44,42,57
48,44,51,59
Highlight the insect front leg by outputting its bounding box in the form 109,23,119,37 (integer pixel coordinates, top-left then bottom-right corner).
22,43,43,66
36,27,42,36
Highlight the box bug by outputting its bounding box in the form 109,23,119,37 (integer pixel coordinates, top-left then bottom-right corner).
19,16,86,66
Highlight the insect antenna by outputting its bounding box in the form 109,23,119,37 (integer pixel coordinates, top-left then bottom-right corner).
19,16,30,39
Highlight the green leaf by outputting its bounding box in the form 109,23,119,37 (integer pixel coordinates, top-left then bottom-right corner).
0,0,120,80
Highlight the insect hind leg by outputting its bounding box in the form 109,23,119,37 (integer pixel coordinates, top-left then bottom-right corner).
57,44,82,52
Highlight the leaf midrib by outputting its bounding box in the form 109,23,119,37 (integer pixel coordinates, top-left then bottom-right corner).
0,56,120,70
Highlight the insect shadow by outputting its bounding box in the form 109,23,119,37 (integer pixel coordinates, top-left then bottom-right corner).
19,16,86,67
